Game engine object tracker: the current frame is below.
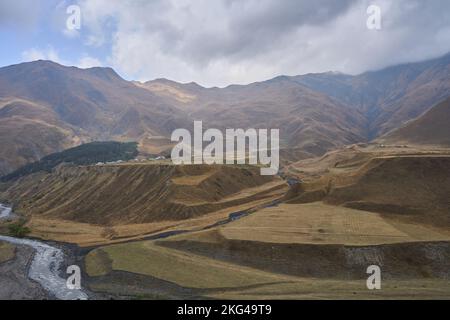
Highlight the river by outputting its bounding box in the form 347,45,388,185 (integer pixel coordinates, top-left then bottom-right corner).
0,204,11,219
0,198,281,300
0,204,88,300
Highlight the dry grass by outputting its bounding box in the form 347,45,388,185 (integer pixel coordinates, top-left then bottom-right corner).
135,81,197,104
219,202,450,245
85,235,450,299
0,241,15,263
3,164,284,226
284,147,450,231
85,241,290,289
85,249,112,276
208,279,450,300
285,144,450,181
26,185,285,247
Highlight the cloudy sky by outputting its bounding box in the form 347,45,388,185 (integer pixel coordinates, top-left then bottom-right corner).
1,0,450,87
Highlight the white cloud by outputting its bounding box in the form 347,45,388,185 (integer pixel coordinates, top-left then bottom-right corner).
21,46,63,63
71,0,450,87
77,56,103,68
21,46,102,69
16,0,450,86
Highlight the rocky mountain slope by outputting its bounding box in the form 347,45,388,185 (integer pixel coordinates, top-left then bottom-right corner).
291,53,450,138
0,61,190,175
1,53,450,175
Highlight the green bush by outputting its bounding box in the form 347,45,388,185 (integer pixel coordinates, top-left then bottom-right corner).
8,220,31,238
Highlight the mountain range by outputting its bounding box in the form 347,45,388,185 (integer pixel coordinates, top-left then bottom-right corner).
1,53,450,175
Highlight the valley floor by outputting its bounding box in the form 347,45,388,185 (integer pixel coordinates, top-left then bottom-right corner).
1,145,449,300
86,244,450,300
82,201,450,300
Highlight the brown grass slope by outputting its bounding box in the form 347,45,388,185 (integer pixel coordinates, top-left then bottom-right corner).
85,238,450,299
140,77,368,156
0,164,285,225
381,97,450,146
293,53,450,138
0,98,87,175
0,61,191,174
0,61,188,137
326,156,450,227
157,229,450,280
284,144,450,228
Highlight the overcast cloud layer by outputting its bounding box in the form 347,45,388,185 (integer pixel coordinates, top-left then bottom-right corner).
2,0,450,87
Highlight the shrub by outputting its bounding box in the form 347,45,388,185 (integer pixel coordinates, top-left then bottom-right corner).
8,220,31,238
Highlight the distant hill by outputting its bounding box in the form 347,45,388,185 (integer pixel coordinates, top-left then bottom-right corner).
1,141,138,182
381,97,450,146
0,60,189,175
1,53,450,175
140,53,450,145
0,98,79,175
291,53,450,138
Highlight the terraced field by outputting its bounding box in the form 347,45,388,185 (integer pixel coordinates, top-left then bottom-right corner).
84,226,450,299
0,163,287,246
219,202,450,245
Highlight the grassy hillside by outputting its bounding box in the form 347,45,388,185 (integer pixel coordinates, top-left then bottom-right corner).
83,230,450,299
382,97,450,146
1,163,286,226
325,156,450,226
285,145,450,229
0,60,189,175
1,141,138,181
0,98,82,176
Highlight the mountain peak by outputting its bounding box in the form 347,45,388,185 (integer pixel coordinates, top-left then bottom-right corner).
84,66,122,81
0,60,124,83
143,78,205,90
